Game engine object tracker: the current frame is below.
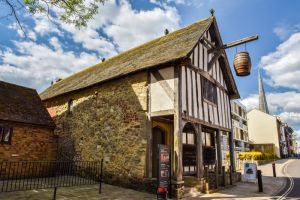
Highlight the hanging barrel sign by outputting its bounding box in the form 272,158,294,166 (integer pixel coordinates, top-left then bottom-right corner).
233,51,252,76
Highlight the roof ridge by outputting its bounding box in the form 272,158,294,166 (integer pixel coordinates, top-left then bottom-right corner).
0,80,35,91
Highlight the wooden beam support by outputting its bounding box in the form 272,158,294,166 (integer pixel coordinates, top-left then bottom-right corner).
200,38,211,50
207,51,223,72
208,35,258,53
202,37,215,49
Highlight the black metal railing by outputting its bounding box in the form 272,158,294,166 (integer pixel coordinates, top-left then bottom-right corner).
0,160,103,198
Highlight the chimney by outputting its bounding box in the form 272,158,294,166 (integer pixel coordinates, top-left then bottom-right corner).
164,29,169,35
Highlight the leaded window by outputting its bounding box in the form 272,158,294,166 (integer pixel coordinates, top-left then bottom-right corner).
0,127,13,144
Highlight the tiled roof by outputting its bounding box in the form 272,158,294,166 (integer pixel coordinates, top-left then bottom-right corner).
0,81,55,128
40,16,214,100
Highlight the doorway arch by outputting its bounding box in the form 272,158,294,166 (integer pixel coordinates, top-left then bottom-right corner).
182,123,197,176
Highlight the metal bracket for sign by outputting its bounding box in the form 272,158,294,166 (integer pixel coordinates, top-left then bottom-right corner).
157,144,171,199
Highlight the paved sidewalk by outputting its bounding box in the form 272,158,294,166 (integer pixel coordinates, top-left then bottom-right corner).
0,183,156,200
184,159,290,200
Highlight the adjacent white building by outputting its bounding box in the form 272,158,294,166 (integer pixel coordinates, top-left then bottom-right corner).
247,109,282,157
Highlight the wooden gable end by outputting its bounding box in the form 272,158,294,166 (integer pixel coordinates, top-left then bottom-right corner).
181,23,233,130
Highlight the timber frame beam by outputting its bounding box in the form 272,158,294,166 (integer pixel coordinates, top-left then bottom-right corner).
208,35,259,54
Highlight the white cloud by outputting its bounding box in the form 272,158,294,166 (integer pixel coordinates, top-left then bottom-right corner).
151,0,204,7
33,14,62,36
241,91,300,114
241,91,300,131
57,0,180,55
273,23,300,40
278,112,300,128
8,23,37,41
0,39,100,92
102,0,180,51
1,0,182,92
260,32,300,90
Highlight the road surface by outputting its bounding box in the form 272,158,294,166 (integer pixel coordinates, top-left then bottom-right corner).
277,159,300,199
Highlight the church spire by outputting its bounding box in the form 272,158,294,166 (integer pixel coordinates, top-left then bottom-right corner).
258,67,269,114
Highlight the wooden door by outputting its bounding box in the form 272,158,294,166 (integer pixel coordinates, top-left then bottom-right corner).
152,127,166,178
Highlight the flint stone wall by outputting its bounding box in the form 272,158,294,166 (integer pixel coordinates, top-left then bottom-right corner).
43,72,149,190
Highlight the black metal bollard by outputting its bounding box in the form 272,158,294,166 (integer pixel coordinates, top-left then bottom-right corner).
53,187,57,200
257,170,263,192
222,166,226,187
229,165,233,185
272,162,276,177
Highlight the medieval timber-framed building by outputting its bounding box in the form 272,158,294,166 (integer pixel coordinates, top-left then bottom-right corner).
41,16,240,196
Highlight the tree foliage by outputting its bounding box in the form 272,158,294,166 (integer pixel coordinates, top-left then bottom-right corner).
1,0,106,33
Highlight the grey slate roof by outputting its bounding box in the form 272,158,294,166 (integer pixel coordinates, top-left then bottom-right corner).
0,81,55,128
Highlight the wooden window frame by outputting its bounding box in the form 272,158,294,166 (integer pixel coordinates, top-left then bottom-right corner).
202,77,217,105
0,126,13,145
202,131,214,147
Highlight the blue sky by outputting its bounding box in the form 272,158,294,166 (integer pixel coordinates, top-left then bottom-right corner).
0,0,300,144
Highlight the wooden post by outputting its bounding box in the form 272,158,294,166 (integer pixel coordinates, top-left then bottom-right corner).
216,130,222,174
221,166,226,187
196,125,203,179
214,161,218,189
228,131,236,172
172,65,183,198
204,166,209,193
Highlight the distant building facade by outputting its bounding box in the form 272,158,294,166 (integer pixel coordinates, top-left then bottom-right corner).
0,81,57,161
231,100,249,158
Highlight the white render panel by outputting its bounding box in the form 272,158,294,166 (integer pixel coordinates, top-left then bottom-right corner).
194,44,199,68
213,106,219,126
216,61,220,83
204,101,209,122
221,89,226,127
204,46,208,72
197,74,203,120
200,44,204,70
192,71,198,118
223,90,229,129
217,87,223,127
150,67,175,112
187,68,192,116
181,66,187,112
226,95,232,129
208,104,214,124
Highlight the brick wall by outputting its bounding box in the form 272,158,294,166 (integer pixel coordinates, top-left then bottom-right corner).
0,124,57,161
43,72,149,189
